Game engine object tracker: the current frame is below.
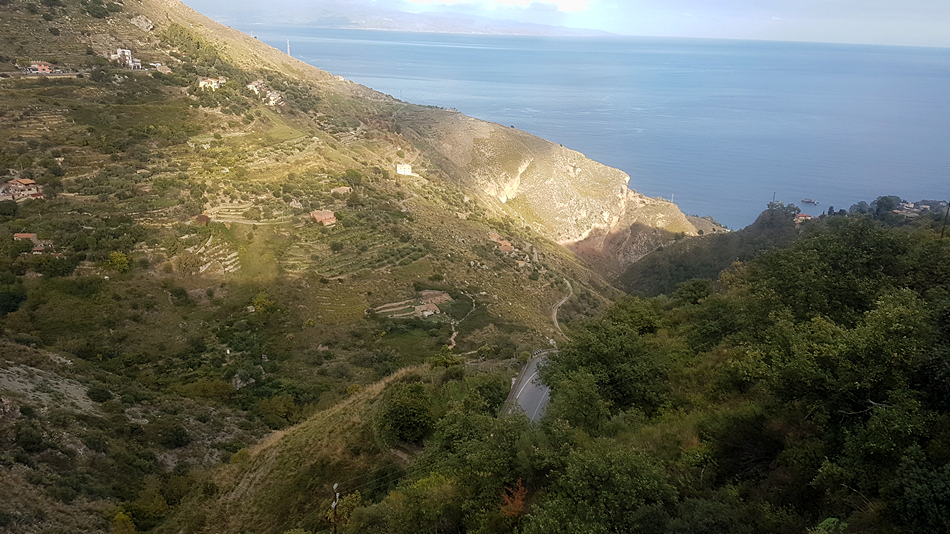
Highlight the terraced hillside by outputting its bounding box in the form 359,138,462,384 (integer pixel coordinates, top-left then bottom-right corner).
0,0,643,531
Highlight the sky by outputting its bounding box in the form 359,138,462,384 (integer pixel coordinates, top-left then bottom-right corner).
352,0,950,46
184,0,950,46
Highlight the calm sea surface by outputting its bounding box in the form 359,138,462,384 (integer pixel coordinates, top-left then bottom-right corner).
242,26,950,229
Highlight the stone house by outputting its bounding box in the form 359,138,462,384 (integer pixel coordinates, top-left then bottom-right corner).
310,210,337,226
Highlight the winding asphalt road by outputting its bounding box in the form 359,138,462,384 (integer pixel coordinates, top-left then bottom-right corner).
502,280,573,421
503,351,555,421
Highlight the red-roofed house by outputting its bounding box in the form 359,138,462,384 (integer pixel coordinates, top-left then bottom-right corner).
1,178,41,201
5,178,38,192
28,61,51,74
14,233,38,243
310,210,337,226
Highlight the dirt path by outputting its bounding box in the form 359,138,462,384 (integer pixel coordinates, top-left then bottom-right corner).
552,279,573,340
447,328,458,349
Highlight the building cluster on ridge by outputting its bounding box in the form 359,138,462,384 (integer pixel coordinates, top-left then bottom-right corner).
488,231,515,253
12,233,57,256
1,178,44,202
246,79,285,106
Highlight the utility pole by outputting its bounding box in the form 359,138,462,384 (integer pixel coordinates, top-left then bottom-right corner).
330,483,339,534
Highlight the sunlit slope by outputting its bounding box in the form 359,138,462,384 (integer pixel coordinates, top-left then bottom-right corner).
136,0,699,265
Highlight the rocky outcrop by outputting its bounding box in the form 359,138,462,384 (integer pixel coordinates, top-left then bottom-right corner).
397,109,699,275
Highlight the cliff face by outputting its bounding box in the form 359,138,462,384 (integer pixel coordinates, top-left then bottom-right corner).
566,194,699,278
144,0,699,274
397,109,698,274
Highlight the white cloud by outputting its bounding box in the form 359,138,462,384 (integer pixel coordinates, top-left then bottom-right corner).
403,0,589,13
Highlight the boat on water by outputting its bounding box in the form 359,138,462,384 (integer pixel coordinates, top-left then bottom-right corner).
801,198,819,205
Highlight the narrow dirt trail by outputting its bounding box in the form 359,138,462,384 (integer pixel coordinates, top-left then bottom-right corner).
552,279,573,340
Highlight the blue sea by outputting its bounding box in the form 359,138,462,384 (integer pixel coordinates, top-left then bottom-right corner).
243,26,950,229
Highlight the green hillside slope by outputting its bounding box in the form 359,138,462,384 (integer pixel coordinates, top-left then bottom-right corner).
174,216,950,534
0,0,633,531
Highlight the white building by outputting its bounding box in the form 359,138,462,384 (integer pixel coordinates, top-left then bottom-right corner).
198,77,226,90
110,49,142,69
396,164,412,176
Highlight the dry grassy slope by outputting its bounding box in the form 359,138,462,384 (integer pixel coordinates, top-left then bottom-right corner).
136,0,699,266
163,367,423,534
136,0,334,83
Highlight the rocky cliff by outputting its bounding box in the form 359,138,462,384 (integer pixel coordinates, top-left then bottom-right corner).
396,108,700,275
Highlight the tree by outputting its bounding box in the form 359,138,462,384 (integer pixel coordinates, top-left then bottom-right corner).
174,250,201,274
889,445,950,533
378,383,433,443
500,478,527,517
541,297,670,415
0,200,17,217
113,511,137,534
671,278,712,306
325,491,361,530
351,474,461,534
430,346,462,368
0,284,27,315
873,195,901,218
523,441,676,534
34,254,76,277
344,168,363,185
253,289,276,313
545,370,611,433
105,251,131,273
766,200,800,217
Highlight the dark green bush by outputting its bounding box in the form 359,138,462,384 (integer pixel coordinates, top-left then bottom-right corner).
87,385,113,402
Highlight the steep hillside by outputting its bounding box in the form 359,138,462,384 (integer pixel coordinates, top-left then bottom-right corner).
0,0,646,531
132,0,701,269
396,108,691,245
175,217,950,534
617,202,804,296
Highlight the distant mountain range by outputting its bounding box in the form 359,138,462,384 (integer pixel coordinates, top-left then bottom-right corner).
184,0,611,36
